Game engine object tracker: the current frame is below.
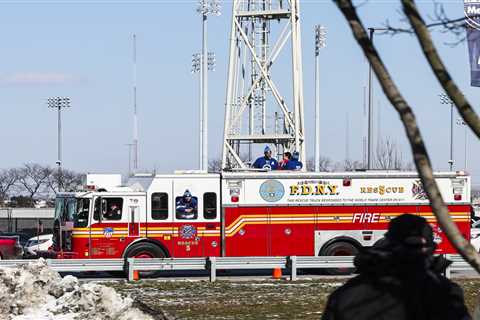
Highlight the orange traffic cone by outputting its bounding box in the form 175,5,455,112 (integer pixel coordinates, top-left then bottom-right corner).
272,267,282,279
133,270,140,281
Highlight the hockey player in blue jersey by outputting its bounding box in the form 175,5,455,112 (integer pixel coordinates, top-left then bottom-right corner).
284,151,303,170
252,146,279,170
176,190,198,219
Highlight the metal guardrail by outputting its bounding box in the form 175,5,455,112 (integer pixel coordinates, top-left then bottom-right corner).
126,256,355,282
0,259,125,272
48,259,125,272
126,258,207,281
445,254,474,278
0,255,473,281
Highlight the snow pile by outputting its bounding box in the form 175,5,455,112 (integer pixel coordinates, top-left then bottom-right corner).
0,259,154,320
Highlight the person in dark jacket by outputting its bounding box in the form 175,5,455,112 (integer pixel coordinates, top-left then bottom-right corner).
284,151,303,170
252,146,278,170
322,214,470,320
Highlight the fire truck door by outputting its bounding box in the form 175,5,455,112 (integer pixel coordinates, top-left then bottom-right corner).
172,179,212,257
90,196,130,258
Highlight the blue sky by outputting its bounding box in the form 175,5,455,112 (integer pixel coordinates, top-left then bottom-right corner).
0,1,479,184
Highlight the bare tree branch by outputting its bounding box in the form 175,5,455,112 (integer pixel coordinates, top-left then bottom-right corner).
17,164,52,202
375,137,404,170
334,0,480,272
306,157,333,172
0,169,17,204
401,0,480,142
342,159,364,171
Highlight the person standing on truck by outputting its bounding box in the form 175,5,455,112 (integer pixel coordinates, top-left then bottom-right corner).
284,151,303,171
322,214,470,320
252,146,278,170
176,190,198,219
279,152,292,170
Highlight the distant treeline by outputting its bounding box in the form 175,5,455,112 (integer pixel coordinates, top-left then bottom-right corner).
0,163,84,207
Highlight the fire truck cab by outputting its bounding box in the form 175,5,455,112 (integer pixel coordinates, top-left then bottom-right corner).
52,170,471,266
53,172,221,259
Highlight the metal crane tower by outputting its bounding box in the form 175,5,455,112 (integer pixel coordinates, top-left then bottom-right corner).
221,0,305,170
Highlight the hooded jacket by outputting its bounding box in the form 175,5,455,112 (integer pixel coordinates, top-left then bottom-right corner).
322,244,470,320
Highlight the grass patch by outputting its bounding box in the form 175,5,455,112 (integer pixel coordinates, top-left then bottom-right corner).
105,278,480,319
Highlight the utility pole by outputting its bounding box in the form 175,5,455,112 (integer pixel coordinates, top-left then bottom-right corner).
132,34,139,172
197,0,220,171
314,25,326,172
367,27,387,170
439,93,454,171
47,97,71,191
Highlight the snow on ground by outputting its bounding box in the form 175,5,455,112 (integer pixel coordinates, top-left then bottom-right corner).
0,259,153,320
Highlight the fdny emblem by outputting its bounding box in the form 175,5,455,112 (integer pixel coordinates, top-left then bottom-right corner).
180,225,197,239
259,180,285,202
103,227,114,238
412,180,428,200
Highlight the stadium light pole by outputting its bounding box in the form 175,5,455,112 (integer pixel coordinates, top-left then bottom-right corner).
366,28,387,170
47,97,71,191
192,52,216,170
439,93,454,171
197,0,220,171
314,25,326,172
457,118,468,170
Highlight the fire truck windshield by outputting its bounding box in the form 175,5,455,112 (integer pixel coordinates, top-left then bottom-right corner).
54,197,90,228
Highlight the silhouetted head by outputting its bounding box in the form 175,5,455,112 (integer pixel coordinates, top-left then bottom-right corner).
384,214,435,256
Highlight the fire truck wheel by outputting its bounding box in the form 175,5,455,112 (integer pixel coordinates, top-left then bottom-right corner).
125,242,166,277
322,241,358,275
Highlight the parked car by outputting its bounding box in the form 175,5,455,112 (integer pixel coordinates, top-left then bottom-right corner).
0,232,30,247
0,236,23,259
471,219,480,253
24,234,53,256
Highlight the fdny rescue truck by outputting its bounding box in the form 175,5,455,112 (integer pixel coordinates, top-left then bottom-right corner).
52,170,471,269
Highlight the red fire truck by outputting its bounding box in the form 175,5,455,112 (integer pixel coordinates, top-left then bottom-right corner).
52,171,471,268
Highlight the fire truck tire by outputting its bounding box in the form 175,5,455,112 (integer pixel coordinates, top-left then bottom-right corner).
125,242,167,277
322,241,359,275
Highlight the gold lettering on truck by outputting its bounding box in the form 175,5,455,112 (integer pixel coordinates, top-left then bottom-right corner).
289,182,339,196
360,185,405,195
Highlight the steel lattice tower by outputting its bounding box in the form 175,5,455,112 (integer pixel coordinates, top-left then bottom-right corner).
221,0,305,170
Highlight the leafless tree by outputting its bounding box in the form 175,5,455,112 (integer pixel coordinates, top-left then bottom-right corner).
208,159,223,173
0,169,17,205
306,157,333,172
16,164,52,203
46,169,84,194
334,0,480,272
342,159,364,171
375,137,404,170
